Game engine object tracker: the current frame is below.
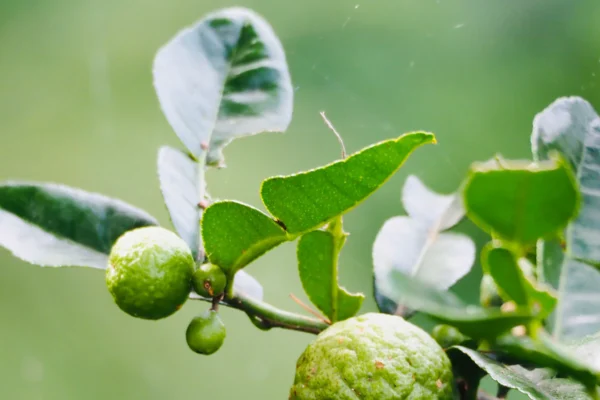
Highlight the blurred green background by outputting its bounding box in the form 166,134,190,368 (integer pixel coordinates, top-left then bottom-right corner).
1,1,599,399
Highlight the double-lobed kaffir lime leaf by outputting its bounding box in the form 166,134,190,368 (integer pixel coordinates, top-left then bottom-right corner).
297,227,364,322
532,97,600,341
449,346,600,400
201,132,433,322
0,182,158,269
154,7,294,297
153,7,293,164
373,175,475,314
202,201,289,276
463,155,579,246
260,132,436,234
378,270,535,339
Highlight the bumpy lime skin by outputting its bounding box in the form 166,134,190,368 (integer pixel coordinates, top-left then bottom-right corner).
186,310,226,355
106,226,194,320
192,263,227,298
290,313,454,400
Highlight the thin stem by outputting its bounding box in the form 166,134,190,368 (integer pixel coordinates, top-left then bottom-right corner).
190,290,329,335
320,111,347,159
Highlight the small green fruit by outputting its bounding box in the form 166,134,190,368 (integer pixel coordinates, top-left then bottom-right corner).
290,313,454,400
431,324,468,349
186,310,226,355
106,226,194,320
192,263,227,298
480,274,503,308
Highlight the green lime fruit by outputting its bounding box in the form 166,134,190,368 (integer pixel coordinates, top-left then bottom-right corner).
186,310,226,355
290,313,454,400
480,274,503,308
106,226,194,320
431,324,468,349
192,263,227,298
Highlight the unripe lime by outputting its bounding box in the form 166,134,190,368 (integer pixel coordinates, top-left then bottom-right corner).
480,274,503,308
186,310,226,355
106,226,194,320
192,263,227,298
290,313,454,400
431,324,468,349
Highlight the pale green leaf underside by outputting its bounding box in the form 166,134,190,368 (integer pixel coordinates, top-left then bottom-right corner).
202,201,288,274
567,331,600,371
532,97,600,342
452,347,596,400
153,7,293,165
261,132,435,234
297,230,363,322
0,182,158,268
157,146,203,259
373,176,474,314
463,156,579,245
532,96,600,263
546,241,600,341
379,271,534,339
402,175,465,229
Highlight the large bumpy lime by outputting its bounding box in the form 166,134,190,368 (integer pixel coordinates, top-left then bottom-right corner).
106,226,194,320
290,313,454,400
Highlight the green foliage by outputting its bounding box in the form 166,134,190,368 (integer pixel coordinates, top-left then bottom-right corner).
261,132,435,234
373,175,475,314
202,201,288,275
379,271,535,339
0,182,158,269
492,333,600,387
532,97,600,265
482,245,557,317
532,97,600,343
3,5,600,399
297,228,363,322
463,155,579,245
450,346,599,400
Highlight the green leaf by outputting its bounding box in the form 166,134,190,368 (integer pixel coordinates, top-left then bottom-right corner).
463,156,579,245
0,182,158,268
373,175,475,314
532,97,600,264
493,333,599,387
450,346,597,400
378,271,535,339
201,200,288,275
297,229,363,322
483,245,557,317
153,7,293,165
158,146,205,260
261,132,435,234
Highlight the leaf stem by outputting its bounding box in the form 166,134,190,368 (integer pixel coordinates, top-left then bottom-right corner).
190,290,329,335
327,216,347,323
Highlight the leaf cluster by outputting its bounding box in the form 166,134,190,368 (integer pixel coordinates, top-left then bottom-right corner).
1,6,600,399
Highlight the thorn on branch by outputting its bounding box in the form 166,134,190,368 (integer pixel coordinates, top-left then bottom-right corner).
320,111,347,159
289,293,331,324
